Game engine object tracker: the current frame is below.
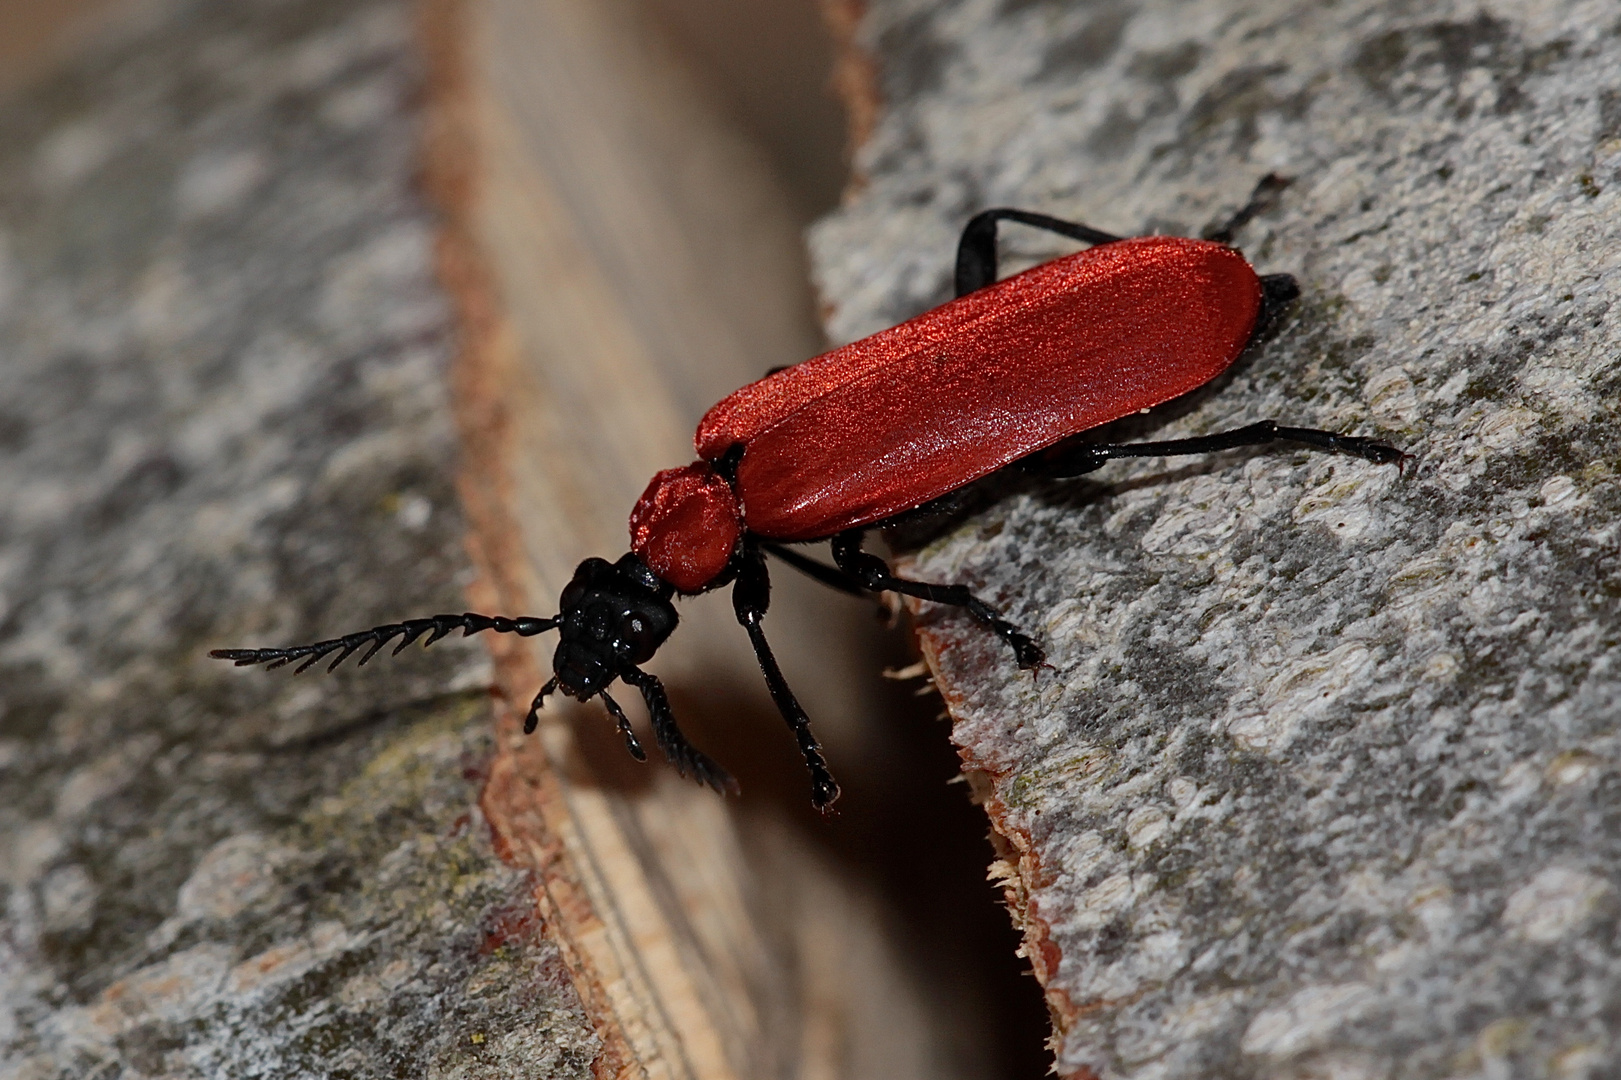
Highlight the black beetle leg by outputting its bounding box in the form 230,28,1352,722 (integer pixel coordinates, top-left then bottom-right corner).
733,541,841,812
1025,420,1409,478
619,666,737,796
760,541,867,597
1203,172,1292,244
955,208,1122,296
830,530,1044,670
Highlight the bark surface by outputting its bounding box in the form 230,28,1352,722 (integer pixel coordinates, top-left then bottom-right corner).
0,1,599,1075
810,1,1621,1077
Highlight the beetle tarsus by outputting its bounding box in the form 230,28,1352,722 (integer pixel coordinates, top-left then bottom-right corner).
1204,173,1293,244
1004,626,1046,670
810,775,841,817
1266,424,1408,465
957,598,1043,670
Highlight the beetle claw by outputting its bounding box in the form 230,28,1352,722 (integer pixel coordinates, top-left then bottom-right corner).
1003,628,1045,670
811,774,842,816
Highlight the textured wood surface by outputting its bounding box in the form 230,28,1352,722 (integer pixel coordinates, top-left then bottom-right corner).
811,1,1621,1077
1,0,1021,1077
0,0,600,1075
433,1,827,1074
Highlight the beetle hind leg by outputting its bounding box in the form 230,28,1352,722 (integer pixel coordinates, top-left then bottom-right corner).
955,209,1122,297
1203,172,1292,244
1027,420,1409,478
831,531,1044,670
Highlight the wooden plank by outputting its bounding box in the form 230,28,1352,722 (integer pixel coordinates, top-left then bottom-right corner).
424,0,943,1075
818,1,1621,1077
0,0,605,1074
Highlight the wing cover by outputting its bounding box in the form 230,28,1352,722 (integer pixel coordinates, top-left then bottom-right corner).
697,236,1262,541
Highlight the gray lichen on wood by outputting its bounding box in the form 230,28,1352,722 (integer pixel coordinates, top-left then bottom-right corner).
0,0,596,1075
812,0,1621,1076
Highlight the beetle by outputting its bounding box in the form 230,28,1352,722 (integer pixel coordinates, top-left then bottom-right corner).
213,186,1404,811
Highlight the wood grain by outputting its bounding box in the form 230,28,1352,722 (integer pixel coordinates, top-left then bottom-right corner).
424,1,941,1076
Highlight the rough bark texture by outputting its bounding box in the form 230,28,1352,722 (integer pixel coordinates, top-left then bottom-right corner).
0,0,599,1075
810,1,1621,1077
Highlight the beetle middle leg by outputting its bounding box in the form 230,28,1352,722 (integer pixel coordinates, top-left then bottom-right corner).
732,541,842,811
1026,420,1409,478
759,541,866,596
830,530,1044,670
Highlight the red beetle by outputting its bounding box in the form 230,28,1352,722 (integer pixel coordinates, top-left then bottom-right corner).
214,193,1403,810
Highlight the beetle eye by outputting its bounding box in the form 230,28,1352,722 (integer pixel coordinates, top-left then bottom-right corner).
559,581,586,611
623,614,657,663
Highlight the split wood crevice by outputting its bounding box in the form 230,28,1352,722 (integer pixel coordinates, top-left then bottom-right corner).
420,1,955,1077
425,4,757,1075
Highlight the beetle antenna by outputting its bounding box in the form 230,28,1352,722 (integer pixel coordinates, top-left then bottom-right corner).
210,612,559,676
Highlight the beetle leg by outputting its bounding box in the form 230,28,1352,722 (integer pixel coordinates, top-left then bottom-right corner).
830,531,1045,670
955,209,1122,296
1029,420,1409,478
1203,173,1292,244
620,666,738,795
733,542,842,812
760,541,867,597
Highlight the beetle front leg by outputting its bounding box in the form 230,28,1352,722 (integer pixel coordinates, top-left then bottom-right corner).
619,667,738,795
733,542,842,812
830,531,1044,670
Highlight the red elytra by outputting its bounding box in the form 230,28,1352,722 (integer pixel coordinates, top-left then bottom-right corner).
631,236,1260,590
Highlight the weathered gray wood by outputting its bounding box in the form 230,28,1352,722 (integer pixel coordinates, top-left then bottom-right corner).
0,0,599,1075
811,1,1621,1077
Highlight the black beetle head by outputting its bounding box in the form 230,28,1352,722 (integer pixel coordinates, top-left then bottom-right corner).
552,554,678,699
